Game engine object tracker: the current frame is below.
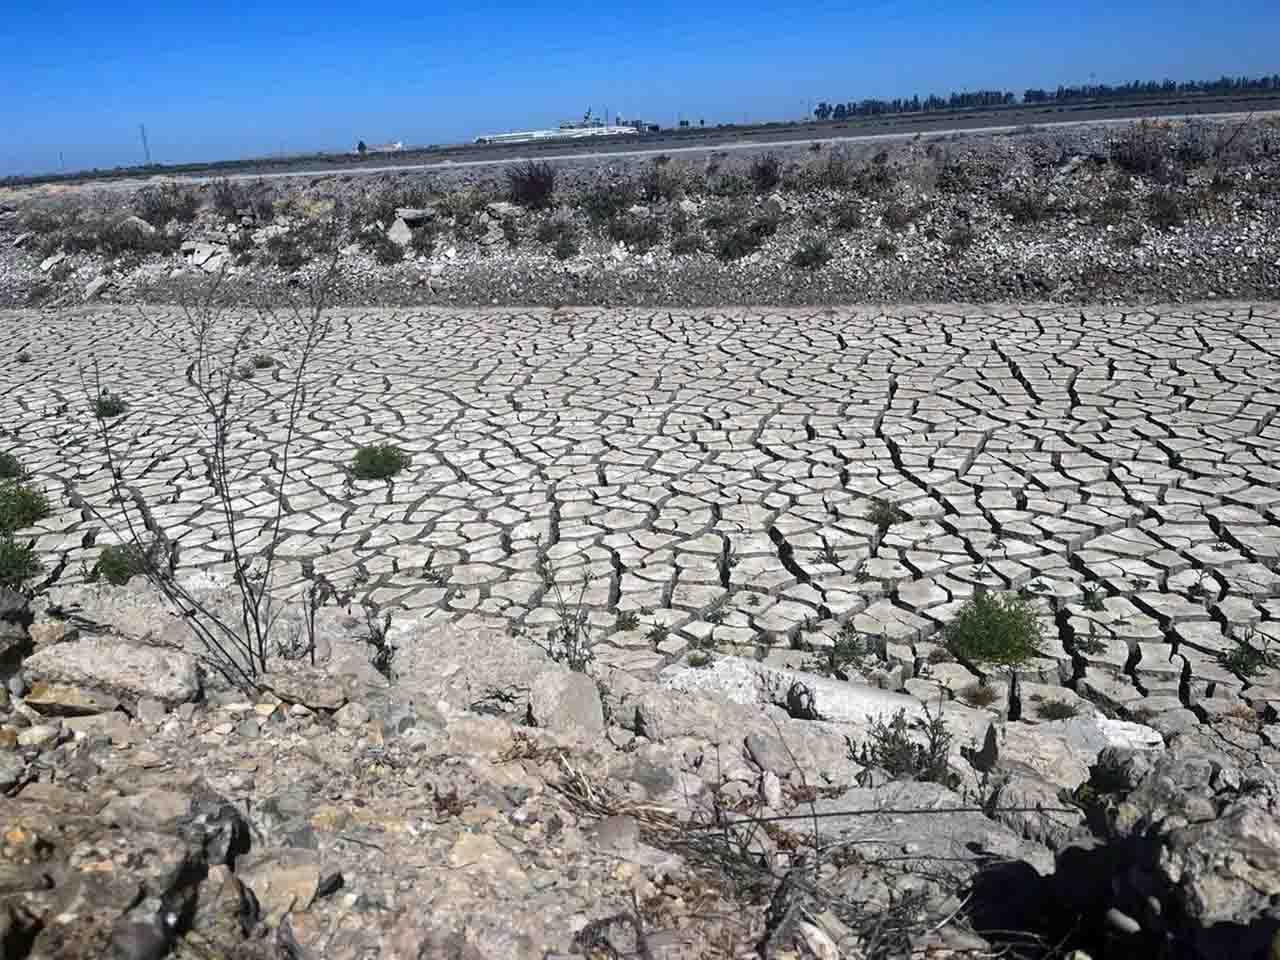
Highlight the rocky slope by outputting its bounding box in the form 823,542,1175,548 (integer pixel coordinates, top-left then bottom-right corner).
1,117,1278,309
2,575,1279,960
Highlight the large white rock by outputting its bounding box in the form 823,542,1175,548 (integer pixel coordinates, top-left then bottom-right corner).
23,638,199,707
386,218,413,247
659,655,925,724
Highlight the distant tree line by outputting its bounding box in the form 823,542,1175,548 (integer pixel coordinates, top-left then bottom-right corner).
813,73,1280,120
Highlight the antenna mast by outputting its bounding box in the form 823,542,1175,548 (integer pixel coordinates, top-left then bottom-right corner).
139,124,152,165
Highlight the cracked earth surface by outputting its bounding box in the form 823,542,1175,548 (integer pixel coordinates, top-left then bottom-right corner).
6,303,1280,717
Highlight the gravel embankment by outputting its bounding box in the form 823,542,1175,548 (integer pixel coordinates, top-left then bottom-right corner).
1,117,1277,308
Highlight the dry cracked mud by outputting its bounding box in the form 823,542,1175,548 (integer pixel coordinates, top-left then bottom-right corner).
5,302,1280,718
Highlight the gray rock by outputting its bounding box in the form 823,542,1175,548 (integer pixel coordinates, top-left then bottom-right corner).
528,669,604,739
12,231,33,248
18,722,62,747
114,215,157,241
84,275,111,300
396,206,436,225
22,638,199,708
387,218,413,247
485,201,521,219
136,698,167,724
40,251,66,272
334,701,371,729
660,655,925,725
0,753,24,792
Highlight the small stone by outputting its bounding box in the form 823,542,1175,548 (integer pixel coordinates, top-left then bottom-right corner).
387,218,413,247
17,723,61,748
237,717,260,739
334,702,370,730
136,698,167,724
1105,907,1141,935
760,770,784,808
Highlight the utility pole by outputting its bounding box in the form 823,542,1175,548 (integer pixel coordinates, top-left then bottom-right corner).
139,124,151,165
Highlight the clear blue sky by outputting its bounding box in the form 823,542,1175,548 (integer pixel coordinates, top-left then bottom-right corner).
5,0,1277,176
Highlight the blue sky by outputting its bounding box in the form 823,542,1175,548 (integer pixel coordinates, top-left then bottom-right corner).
4,0,1278,176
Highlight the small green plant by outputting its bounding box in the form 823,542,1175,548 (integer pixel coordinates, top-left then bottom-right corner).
960,682,999,708
807,621,870,677
998,190,1054,225
501,217,519,247
670,233,705,256
266,232,307,270
615,609,640,631
1074,622,1107,656
715,214,778,261
581,181,635,223
351,443,412,480
646,623,670,647
508,161,556,210
1148,189,1186,230
0,480,51,533
16,350,32,363
553,233,579,260
361,230,404,265
252,354,275,370
235,363,256,381
881,201,917,231
749,154,783,193
789,235,833,270
1080,582,1106,612
421,561,447,585
607,215,661,252
832,202,862,232
848,702,955,787
816,541,842,566
1036,700,1080,721
410,225,437,257
0,452,25,480
94,389,128,419
867,498,903,533
0,535,41,589
1217,629,1280,679
873,236,898,258
944,591,1046,669
1110,122,1169,180
687,651,713,668
94,542,150,585
134,184,200,226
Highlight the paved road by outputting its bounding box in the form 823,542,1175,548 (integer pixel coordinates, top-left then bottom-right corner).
5,304,1280,710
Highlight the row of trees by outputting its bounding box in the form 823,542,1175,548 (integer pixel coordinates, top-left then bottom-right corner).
814,73,1280,121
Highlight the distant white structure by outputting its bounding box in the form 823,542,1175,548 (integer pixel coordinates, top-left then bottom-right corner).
474,109,639,145
354,141,404,154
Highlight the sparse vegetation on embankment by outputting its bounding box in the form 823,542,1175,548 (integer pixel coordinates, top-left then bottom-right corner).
1,116,1277,307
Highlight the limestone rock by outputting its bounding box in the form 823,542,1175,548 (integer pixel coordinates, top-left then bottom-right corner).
22,638,199,708
387,218,413,247
528,668,604,738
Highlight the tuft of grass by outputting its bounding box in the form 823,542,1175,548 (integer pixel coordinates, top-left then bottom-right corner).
134,184,200,226
94,389,128,419
17,350,32,364
410,225,437,257
867,498,904,533
252,354,275,370
351,443,412,480
714,213,779,262
1110,123,1169,180
881,201,917,231
501,217,520,247
553,233,579,260
646,623,670,647
789,235,833,270
670,233,706,256
0,480,51,533
1036,699,1080,721
0,535,41,589
94,542,150,585
1217,630,1279,679
944,591,1046,669
831,201,862,232
606,215,661,252
266,232,308,271
687,651,713,668
1148,188,1187,230
615,610,640,631
959,682,999,708
508,161,557,210
847,703,955,787
0,452,25,480
360,230,404,265
749,154,783,193
873,236,898,258
998,190,1054,225
1080,583,1106,612
581,181,636,224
